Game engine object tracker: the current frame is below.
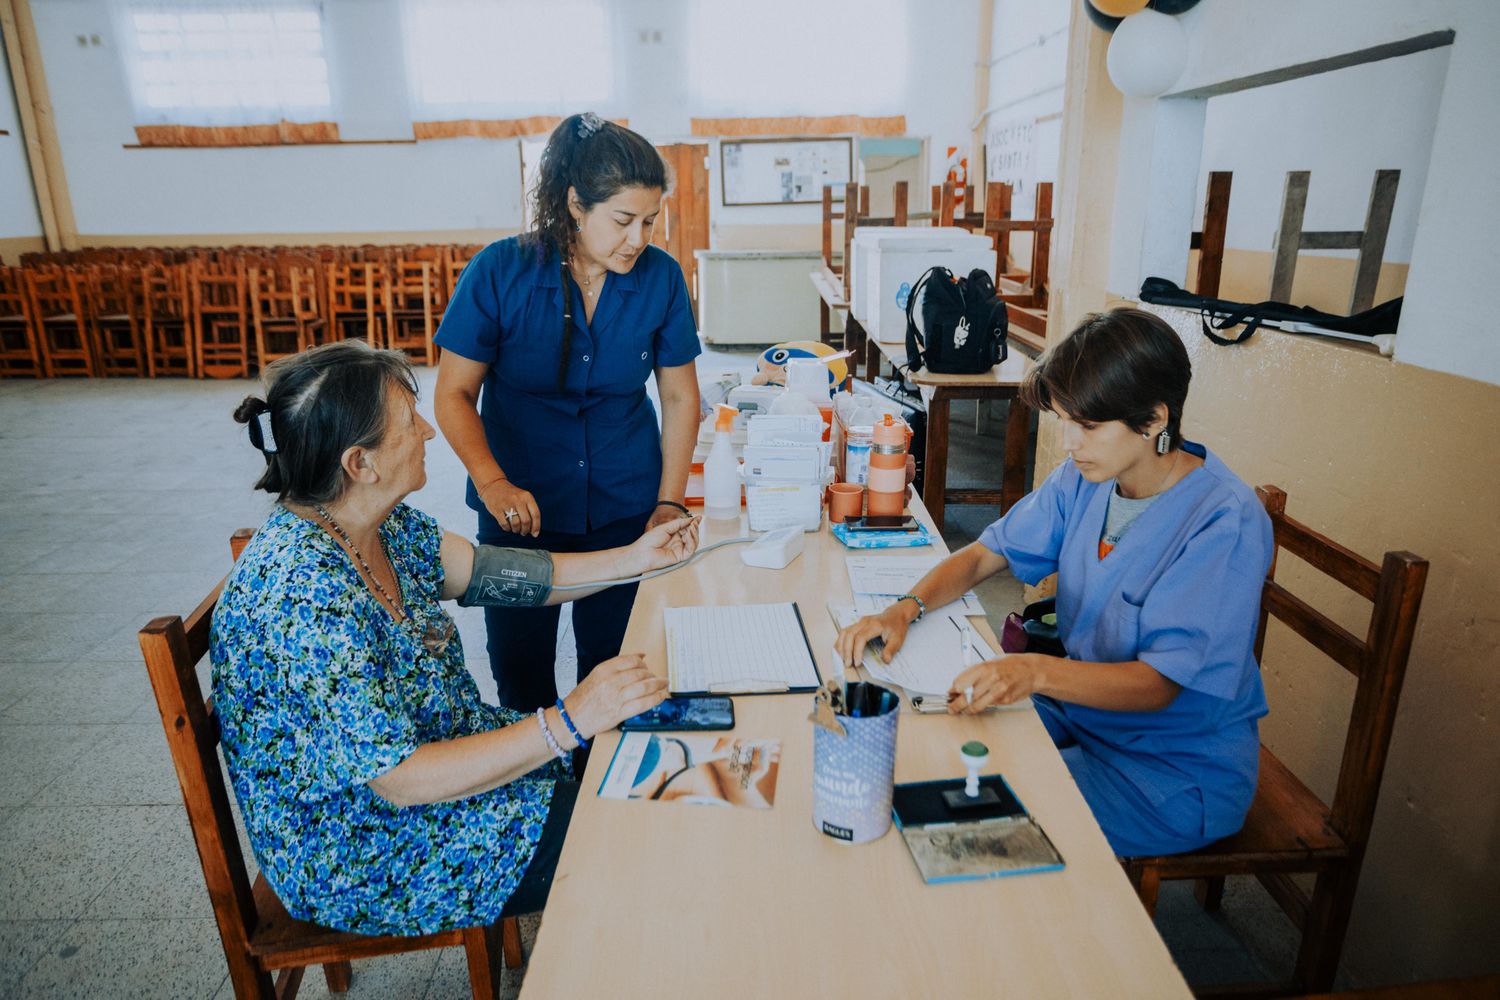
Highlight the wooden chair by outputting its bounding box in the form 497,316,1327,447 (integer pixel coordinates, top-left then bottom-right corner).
1189,171,1233,298
982,180,1053,352
143,263,195,377
0,266,45,378
249,257,325,369
25,267,96,377
138,530,523,999
386,258,439,365
1122,485,1428,996
85,265,148,377
189,260,251,378
326,261,387,347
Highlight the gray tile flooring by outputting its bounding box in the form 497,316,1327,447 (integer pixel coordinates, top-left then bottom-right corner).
0,347,1301,997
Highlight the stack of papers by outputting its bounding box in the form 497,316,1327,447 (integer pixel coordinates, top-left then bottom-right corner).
845,554,985,617
828,604,998,698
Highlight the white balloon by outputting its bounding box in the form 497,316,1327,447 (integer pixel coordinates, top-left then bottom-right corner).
1107,9,1188,98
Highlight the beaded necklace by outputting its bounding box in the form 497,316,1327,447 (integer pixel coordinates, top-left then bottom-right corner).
313,503,455,656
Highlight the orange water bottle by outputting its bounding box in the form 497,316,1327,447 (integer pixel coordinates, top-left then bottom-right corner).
866,413,908,517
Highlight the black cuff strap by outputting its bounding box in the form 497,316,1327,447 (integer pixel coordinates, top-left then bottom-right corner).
459,545,554,607
654,499,690,515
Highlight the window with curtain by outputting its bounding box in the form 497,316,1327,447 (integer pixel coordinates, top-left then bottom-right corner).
114,1,332,127
689,0,907,116
401,0,613,121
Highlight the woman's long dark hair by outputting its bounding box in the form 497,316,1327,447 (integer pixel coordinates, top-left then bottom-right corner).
525,113,670,389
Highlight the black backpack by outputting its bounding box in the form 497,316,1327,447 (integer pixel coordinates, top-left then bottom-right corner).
904,266,1007,374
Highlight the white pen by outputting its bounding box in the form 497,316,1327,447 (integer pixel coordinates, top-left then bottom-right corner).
960,622,973,667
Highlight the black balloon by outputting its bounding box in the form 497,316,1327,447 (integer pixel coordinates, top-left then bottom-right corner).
1149,0,1203,13
1082,0,1123,32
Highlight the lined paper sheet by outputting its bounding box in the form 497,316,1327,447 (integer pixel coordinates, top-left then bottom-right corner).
665,603,821,694
845,554,985,617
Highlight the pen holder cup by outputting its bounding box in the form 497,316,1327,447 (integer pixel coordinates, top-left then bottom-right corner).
812,682,900,844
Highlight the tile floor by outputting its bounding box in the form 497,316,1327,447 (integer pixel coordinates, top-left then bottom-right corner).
0,345,1305,997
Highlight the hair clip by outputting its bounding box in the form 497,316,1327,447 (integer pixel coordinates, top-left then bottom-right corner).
576,111,603,139
255,409,278,454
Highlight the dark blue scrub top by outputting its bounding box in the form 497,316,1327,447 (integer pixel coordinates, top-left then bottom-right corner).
435,238,701,535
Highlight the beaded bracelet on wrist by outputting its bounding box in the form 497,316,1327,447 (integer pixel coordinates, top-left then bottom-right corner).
897,593,926,622
555,698,589,748
535,708,569,760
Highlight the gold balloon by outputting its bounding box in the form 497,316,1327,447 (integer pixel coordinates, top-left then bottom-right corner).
1090,0,1150,16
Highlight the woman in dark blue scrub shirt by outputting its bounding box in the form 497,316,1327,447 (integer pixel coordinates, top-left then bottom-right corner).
434,112,701,714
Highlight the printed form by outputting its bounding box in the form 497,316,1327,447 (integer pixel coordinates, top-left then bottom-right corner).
845,554,985,617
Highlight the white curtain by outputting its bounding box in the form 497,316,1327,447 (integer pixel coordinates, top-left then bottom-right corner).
400,0,613,121
112,0,333,126
688,0,908,117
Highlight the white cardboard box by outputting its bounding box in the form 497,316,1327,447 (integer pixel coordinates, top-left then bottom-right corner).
849,229,997,343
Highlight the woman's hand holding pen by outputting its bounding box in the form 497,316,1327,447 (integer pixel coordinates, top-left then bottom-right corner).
947,654,1046,713
834,601,918,668
478,477,540,537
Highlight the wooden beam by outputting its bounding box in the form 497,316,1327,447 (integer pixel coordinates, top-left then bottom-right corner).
1195,171,1232,298
0,0,67,250
970,0,993,188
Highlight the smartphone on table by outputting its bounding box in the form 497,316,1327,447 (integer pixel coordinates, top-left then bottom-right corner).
620,695,735,732
846,515,919,533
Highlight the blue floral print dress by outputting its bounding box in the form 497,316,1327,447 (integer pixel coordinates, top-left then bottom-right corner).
209,503,566,936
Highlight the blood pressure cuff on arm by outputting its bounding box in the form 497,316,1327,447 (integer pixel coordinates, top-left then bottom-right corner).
458,545,554,607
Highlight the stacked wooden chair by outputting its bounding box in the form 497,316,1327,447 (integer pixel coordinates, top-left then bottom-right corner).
249,256,325,370
85,264,148,377
26,267,95,377
3,240,479,378
0,266,44,378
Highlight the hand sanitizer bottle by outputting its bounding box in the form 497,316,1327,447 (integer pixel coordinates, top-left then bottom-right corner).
704,403,741,521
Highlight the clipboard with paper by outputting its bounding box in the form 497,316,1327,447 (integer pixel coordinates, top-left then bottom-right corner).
828,604,1026,712
665,602,822,694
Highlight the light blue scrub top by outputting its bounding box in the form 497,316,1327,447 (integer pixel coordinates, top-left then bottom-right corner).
979,442,1272,847
435,238,701,535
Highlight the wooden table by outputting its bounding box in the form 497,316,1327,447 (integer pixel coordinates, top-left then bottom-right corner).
858,336,1035,533
520,503,1191,999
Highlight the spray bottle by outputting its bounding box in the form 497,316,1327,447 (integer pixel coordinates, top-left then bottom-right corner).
704,403,741,520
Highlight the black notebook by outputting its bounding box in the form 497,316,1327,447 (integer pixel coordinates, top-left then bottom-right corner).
892,776,1065,883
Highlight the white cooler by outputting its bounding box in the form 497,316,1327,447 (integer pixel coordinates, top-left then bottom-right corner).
849,229,997,343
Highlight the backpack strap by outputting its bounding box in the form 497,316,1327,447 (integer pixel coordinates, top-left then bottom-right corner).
904,267,938,373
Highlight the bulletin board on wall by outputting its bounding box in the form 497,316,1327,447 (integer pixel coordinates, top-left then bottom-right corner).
719,137,854,206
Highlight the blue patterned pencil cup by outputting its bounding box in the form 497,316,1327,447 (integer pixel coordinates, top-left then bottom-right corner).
812,682,900,844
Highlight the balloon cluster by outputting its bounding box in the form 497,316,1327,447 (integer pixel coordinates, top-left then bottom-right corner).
1083,0,1202,98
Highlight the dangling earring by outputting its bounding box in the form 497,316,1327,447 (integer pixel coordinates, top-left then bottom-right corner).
575,221,582,232
1155,429,1171,455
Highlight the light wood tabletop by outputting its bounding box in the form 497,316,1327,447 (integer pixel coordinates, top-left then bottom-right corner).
520,500,1190,999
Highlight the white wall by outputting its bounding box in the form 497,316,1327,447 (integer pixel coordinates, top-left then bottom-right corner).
25,0,982,243
1195,46,1450,265
0,29,44,242
984,0,1068,193
1107,0,1500,388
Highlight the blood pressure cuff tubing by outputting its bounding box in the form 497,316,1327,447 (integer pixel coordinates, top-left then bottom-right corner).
458,545,554,608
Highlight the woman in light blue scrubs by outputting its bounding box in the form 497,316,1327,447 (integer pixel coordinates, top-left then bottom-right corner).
434,113,701,716
835,308,1272,856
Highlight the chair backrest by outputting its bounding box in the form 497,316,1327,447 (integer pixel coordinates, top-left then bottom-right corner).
138,530,259,960
142,264,190,323
25,267,85,319
1254,485,1428,853
0,266,31,319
